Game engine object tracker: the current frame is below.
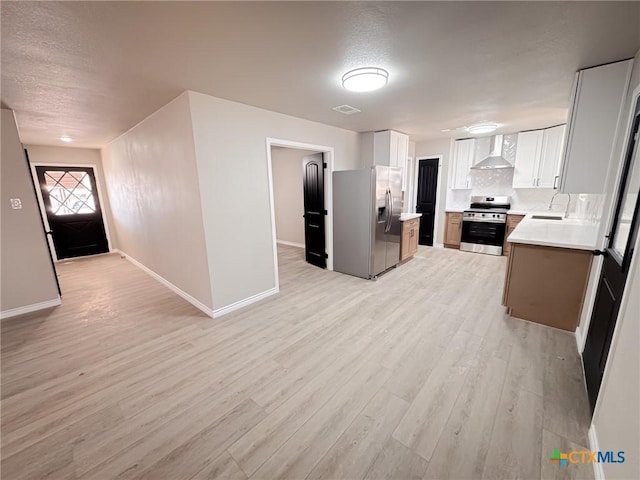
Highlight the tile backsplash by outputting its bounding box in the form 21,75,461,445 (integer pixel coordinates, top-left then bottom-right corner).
446,168,603,221
445,133,602,221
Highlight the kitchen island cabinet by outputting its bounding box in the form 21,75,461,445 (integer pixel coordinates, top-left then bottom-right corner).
502,215,596,331
502,243,592,331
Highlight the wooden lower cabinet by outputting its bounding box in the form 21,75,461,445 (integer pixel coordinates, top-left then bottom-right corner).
503,214,525,256
444,212,463,248
400,218,419,261
502,242,592,331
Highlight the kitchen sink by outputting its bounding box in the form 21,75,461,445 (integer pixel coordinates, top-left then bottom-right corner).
531,215,563,220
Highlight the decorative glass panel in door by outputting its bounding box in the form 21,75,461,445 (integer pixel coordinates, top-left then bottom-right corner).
35,166,109,259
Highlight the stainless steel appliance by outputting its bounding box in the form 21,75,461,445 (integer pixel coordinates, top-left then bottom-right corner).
460,195,511,256
333,166,403,279
470,135,514,170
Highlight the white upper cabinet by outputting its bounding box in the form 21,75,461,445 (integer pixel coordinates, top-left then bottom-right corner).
538,124,566,188
513,130,544,188
513,126,566,189
374,130,410,189
452,138,475,189
559,59,633,193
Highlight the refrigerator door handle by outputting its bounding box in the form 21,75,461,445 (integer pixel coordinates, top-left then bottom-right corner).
385,189,393,233
388,188,393,232
383,188,389,232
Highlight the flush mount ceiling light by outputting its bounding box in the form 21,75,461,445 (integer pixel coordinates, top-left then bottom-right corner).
342,67,389,92
467,123,499,135
60,136,73,143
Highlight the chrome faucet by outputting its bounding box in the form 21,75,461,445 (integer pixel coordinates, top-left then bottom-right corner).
548,192,572,218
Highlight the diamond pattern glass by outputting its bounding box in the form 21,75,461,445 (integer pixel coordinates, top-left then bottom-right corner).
44,170,96,215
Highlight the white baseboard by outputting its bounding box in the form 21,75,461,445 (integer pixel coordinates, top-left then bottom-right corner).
276,240,305,249
213,288,278,318
1,297,61,320
434,243,444,248
575,325,585,354
117,249,214,318
588,425,605,480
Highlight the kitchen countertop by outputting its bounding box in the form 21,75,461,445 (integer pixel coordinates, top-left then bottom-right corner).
400,213,422,221
508,214,599,250
445,208,465,213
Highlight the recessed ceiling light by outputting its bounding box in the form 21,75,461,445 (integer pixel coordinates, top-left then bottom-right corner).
60,136,73,143
467,123,499,135
342,67,389,92
441,128,451,132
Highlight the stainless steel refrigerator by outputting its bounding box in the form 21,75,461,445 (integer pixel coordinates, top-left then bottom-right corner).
333,166,403,279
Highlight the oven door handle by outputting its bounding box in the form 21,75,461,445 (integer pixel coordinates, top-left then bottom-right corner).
462,217,506,224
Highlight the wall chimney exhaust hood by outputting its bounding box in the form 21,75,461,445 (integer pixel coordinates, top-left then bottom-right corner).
471,135,513,170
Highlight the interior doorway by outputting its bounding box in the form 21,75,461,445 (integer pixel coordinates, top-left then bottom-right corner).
31,164,111,260
415,157,440,246
266,139,334,289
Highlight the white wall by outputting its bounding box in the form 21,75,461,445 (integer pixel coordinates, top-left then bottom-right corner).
271,147,317,247
100,93,213,312
415,138,452,246
591,232,639,480
187,90,360,311
25,145,117,251
1,109,60,316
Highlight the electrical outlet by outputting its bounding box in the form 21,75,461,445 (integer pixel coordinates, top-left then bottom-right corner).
10,198,22,209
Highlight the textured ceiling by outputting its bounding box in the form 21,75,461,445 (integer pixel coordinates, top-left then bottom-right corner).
1,1,639,148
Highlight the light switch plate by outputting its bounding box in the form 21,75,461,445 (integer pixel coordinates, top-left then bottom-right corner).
10,198,23,209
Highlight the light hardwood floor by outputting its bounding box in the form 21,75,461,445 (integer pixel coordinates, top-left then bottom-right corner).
1,246,594,480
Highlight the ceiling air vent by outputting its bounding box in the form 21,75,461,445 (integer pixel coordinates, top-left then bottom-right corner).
332,104,361,115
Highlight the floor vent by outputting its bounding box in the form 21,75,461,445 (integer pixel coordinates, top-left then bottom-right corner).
332,104,361,115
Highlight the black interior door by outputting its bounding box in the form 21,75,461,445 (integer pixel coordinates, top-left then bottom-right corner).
302,153,326,268
35,166,109,260
416,158,439,246
583,98,640,412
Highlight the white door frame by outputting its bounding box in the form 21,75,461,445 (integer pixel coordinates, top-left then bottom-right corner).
29,162,114,262
265,138,335,289
414,155,444,247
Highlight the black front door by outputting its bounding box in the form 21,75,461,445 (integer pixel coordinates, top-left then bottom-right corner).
416,158,439,246
302,153,326,268
583,98,640,412
35,166,109,260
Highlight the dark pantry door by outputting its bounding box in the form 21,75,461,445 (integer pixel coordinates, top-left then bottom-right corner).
35,166,109,260
302,153,326,268
416,158,439,246
583,97,640,412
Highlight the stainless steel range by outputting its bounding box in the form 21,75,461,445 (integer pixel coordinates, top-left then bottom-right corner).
460,196,511,256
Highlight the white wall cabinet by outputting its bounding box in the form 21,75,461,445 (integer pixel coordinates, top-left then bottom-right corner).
451,138,475,189
513,130,544,188
513,125,566,189
559,59,633,193
374,130,410,190
538,125,566,188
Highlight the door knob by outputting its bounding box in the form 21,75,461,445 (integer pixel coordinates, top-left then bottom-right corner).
592,249,608,257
